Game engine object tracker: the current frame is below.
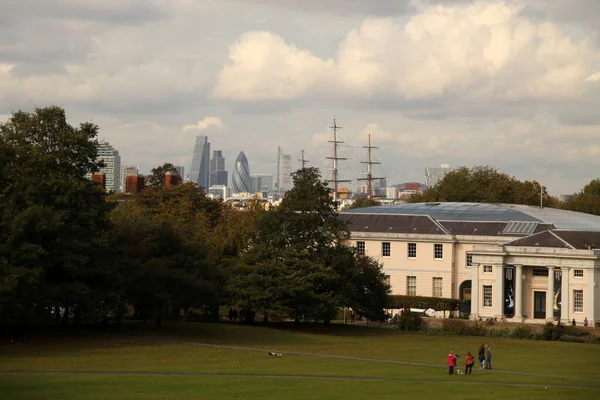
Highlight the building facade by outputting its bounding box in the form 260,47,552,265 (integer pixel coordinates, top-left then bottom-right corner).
120,165,139,192
340,202,600,326
95,141,121,193
209,150,228,186
276,146,292,193
189,135,210,188
425,164,451,188
232,151,251,194
251,173,273,194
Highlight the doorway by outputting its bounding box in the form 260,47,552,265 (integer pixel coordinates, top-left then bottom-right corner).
534,291,546,319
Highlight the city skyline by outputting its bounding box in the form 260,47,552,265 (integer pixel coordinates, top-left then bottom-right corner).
2,1,600,195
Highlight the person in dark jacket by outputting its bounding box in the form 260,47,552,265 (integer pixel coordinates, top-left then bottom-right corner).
478,344,485,369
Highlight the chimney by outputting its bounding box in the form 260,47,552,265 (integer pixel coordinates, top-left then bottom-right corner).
126,175,145,194
91,173,106,191
165,172,178,188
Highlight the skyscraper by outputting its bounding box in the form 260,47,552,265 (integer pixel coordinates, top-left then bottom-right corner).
425,164,451,188
232,151,251,193
120,165,139,192
276,146,292,193
251,174,273,193
95,141,121,193
175,166,184,180
189,136,210,188
209,150,228,186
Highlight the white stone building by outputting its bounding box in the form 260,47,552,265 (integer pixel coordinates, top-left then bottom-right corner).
340,202,600,326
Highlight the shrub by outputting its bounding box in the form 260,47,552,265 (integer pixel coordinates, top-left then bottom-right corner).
388,295,460,311
391,311,423,331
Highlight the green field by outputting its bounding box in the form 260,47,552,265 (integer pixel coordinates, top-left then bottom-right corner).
1,322,600,399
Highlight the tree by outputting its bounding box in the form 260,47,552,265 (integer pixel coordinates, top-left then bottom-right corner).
146,163,182,187
410,166,554,206
0,106,113,329
344,198,381,210
561,179,600,216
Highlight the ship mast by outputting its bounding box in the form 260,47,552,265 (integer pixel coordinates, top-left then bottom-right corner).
326,117,351,204
298,149,310,169
357,133,384,199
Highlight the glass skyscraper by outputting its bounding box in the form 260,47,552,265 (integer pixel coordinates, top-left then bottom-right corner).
232,151,251,193
189,135,210,188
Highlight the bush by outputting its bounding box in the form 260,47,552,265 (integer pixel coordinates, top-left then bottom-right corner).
391,311,423,331
388,295,460,311
542,321,566,341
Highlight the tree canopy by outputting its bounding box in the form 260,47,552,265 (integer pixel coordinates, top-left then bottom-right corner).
410,166,555,206
145,163,182,187
560,179,600,216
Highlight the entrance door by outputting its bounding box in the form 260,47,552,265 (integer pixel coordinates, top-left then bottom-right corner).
534,291,546,319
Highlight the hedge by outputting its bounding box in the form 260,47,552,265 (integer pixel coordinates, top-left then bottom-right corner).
388,295,460,311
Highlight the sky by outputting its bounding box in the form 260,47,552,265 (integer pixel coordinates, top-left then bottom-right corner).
1,0,600,195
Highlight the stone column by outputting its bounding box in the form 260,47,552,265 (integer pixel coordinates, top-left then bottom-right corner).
494,264,504,318
515,264,523,321
561,267,570,323
471,264,479,319
585,268,596,326
546,266,555,322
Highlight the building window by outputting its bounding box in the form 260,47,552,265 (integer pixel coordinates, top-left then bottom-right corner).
407,276,416,296
432,277,443,297
466,254,473,267
483,285,493,308
574,269,584,278
408,243,417,258
532,268,549,277
356,241,365,255
483,265,493,274
434,244,443,260
573,290,584,313
382,242,391,257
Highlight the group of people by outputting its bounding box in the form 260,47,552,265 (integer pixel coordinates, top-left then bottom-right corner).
447,344,492,375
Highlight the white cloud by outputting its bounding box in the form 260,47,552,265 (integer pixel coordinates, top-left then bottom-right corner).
213,1,599,102
181,117,226,132
586,72,600,82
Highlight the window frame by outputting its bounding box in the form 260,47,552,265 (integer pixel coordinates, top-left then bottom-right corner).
434,243,443,260
483,285,493,308
432,277,443,297
533,268,549,277
406,276,416,296
356,241,365,255
574,269,584,278
466,253,473,267
382,242,391,257
407,243,417,259
483,265,493,274
573,290,584,313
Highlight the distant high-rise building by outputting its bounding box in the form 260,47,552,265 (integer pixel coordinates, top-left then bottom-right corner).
209,150,228,186
189,136,210,188
174,166,184,180
232,151,251,193
425,164,451,188
120,165,139,192
276,146,292,193
93,141,121,193
251,174,273,193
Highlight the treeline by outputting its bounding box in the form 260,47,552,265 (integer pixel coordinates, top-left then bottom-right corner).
410,166,600,216
0,107,390,333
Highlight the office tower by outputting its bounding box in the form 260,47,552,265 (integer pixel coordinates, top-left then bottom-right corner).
209,150,228,186
94,141,121,193
232,151,251,193
175,166,184,180
425,164,451,188
251,174,273,193
276,146,292,193
189,135,210,188
120,165,139,192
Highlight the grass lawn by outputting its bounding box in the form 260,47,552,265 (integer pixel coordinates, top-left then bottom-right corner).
1,321,599,399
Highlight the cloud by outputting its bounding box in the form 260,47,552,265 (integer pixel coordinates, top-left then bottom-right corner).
213,2,600,103
586,72,600,82
181,117,226,132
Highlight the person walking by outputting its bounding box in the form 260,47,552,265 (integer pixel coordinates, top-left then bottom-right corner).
447,351,456,375
464,351,474,375
485,345,492,370
478,344,485,369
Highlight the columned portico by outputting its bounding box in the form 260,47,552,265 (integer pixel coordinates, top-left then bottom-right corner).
546,266,555,322
514,264,524,321
471,264,479,319
586,269,596,326
494,264,504,318
561,267,570,323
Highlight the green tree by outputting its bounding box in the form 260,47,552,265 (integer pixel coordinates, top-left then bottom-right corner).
344,198,381,210
0,106,113,329
561,179,600,216
146,163,182,187
410,166,553,206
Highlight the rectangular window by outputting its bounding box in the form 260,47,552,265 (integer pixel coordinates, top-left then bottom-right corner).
382,242,391,257
574,269,584,278
483,265,493,274
573,290,584,313
407,276,416,296
434,244,443,260
532,268,549,277
466,254,473,267
408,243,417,258
432,277,443,297
483,285,493,308
356,241,365,255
